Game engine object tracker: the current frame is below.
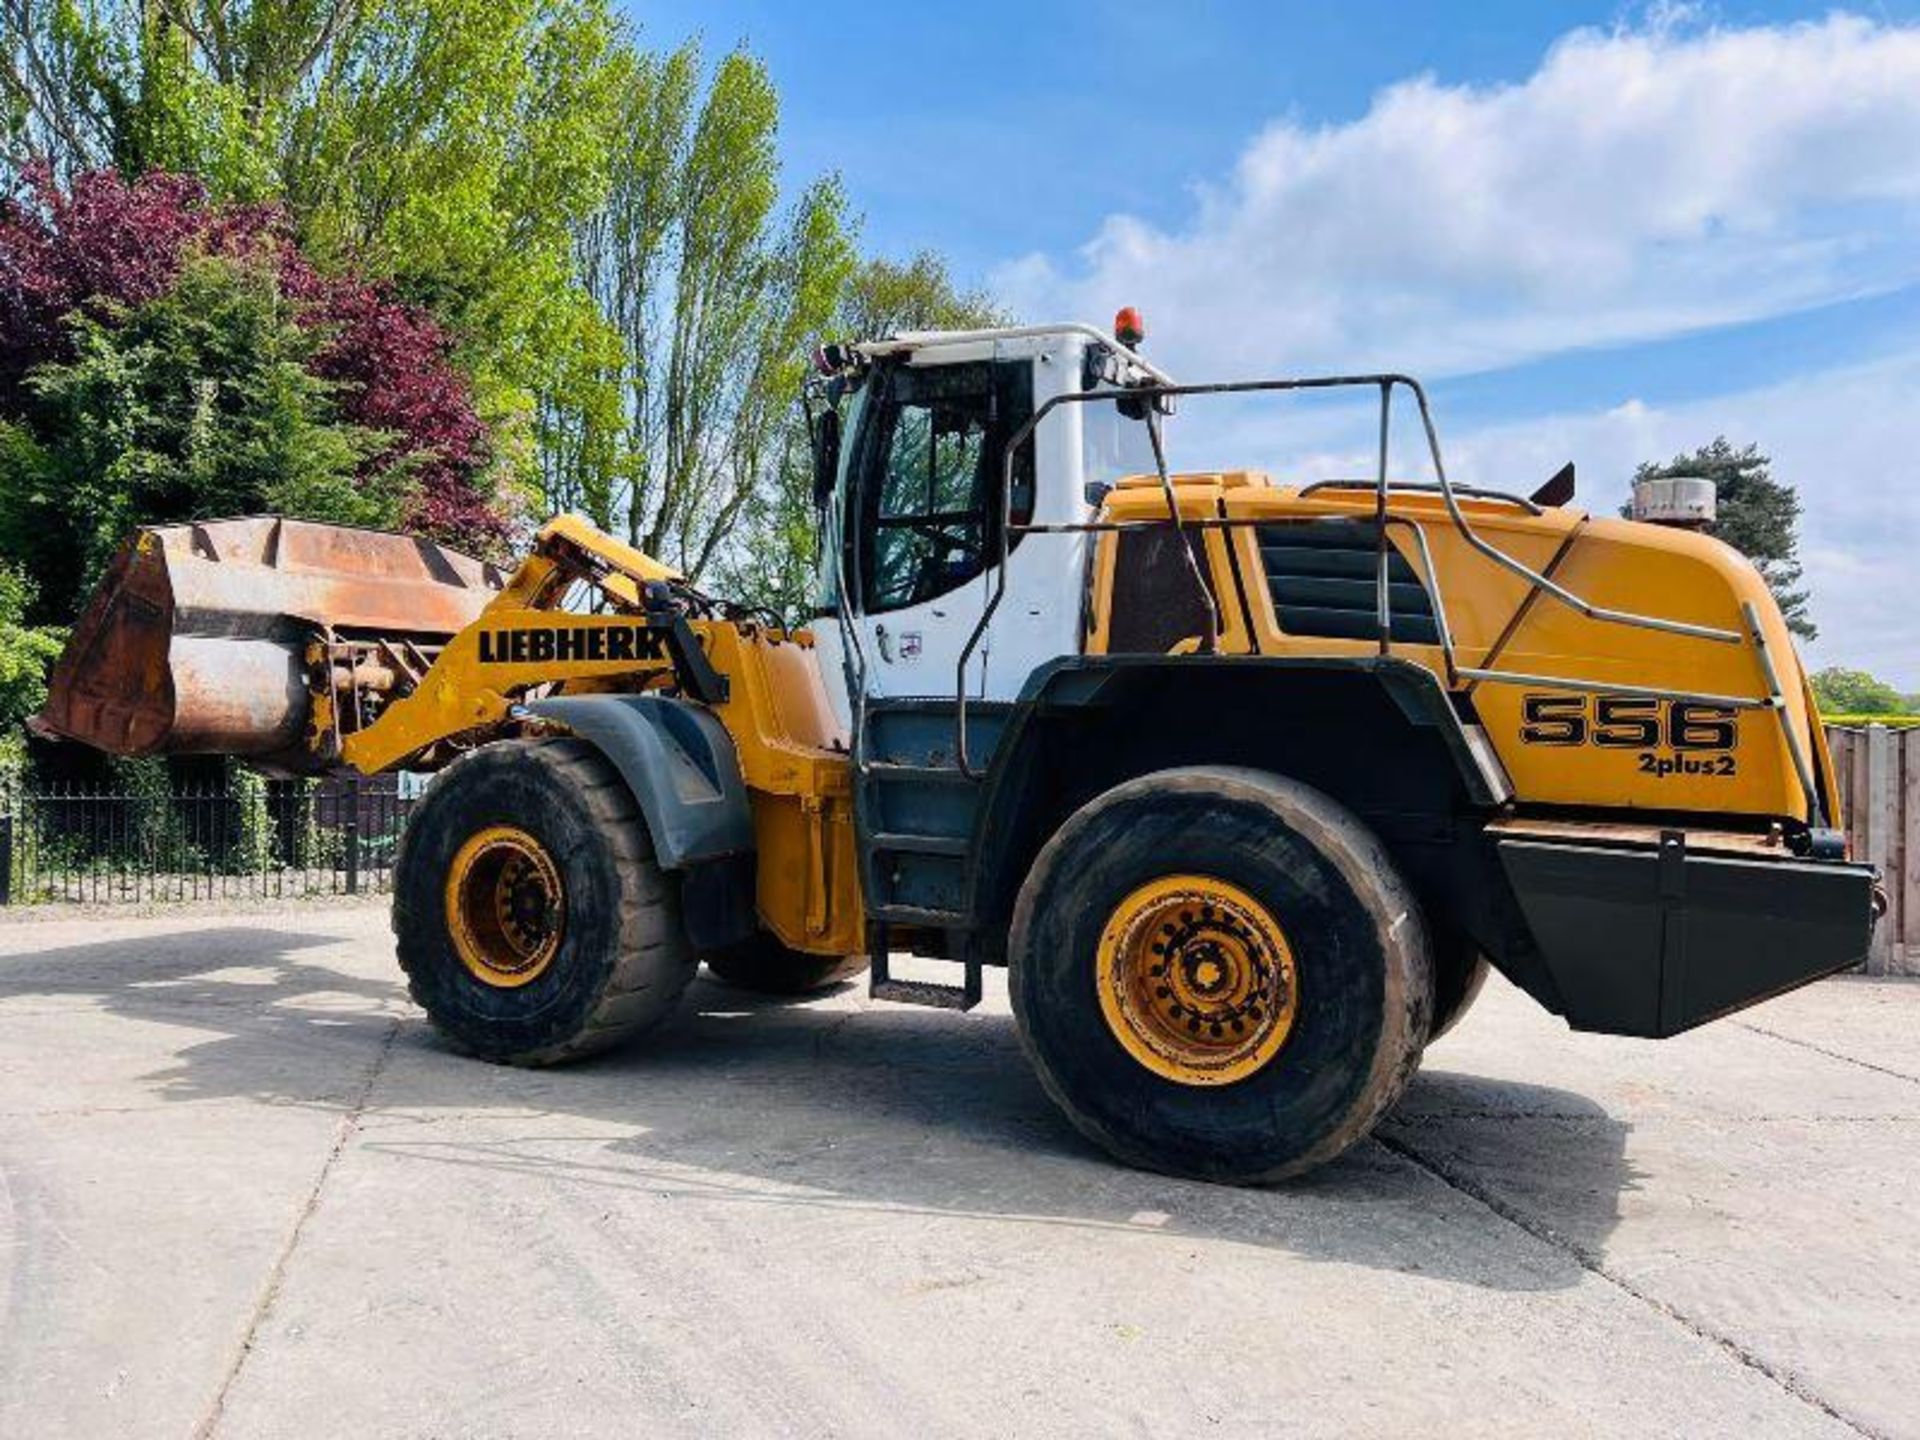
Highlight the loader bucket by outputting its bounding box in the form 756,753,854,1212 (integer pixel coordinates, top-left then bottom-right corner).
36,516,502,773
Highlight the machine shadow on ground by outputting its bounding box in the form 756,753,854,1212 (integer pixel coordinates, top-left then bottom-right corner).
0,924,1635,1292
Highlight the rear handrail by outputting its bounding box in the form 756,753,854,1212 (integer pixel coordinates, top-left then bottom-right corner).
1297,477,1543,516
951,374,1824,826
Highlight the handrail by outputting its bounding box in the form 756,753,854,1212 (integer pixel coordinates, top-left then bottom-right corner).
832,463,874,776
1743,599,1827,827
1145,405,1220,656
1401,382,1740,646
1299,477,1543,516
1384,516,1455,678
1372,385,1393,654
953,372,1797,797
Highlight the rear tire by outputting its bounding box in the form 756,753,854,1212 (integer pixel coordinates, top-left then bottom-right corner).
706,934,868,996
393,737,696,1064
1009,766,1432,1183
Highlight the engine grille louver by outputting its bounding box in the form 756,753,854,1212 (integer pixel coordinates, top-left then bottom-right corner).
1256,519,1440,646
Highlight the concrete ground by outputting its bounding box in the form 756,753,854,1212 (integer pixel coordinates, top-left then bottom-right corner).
0,908,1916,1439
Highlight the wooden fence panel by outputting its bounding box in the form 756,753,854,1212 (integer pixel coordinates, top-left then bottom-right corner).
1827,725,1917,976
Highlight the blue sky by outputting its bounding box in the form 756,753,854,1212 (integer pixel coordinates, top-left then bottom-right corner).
633,2,1920,684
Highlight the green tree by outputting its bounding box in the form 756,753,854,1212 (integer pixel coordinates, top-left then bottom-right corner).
836,250,1006,340
1809,666,1913,717
717,251,1009,621
3,5,1000,604
1,0,632,503
1632,438,1815,640
568,44,854,574
0,560,64,755
0,254,398,619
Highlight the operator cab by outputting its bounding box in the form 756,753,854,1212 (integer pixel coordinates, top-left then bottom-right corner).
806,322,1166,728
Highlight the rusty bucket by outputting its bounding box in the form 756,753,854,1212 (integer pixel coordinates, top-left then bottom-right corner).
36,517,502,773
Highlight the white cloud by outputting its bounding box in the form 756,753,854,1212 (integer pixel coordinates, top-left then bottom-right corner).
996,13,1920,381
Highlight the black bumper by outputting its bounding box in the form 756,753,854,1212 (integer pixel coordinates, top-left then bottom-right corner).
1496,833,1878,1038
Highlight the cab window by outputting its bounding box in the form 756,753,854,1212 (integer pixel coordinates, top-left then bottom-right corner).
857,360,1031,614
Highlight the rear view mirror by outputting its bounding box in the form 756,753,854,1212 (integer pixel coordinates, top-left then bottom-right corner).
810,408,841,511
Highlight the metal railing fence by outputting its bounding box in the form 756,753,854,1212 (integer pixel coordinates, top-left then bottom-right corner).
0,775,413,907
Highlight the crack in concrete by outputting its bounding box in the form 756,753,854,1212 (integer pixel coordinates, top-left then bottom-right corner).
1733,1022,1920,1087
1375,1129,1886,1440
3,1107,370,1125
190,1017,401,1440
1387,1110,1918,1126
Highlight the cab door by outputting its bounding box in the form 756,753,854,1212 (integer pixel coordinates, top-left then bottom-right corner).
830,357,1034,706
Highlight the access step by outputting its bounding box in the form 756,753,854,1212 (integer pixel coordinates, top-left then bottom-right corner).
869,831,969,856
869,977,980,1010
868,948,983,1011
864,761,981,784
870,903,976,930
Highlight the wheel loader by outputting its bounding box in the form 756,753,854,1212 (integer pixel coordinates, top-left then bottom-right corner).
36,316,1880,1182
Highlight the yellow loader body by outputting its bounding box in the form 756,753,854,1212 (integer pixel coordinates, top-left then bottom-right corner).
1089,472,1839,826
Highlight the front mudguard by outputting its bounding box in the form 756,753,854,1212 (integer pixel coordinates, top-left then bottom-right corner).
524,694,757,952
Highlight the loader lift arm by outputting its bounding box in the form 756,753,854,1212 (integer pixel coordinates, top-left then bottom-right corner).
340,516,730,774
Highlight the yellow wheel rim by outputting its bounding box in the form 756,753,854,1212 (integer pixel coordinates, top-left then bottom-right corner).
1095,874,1299,1086
443,825,565,988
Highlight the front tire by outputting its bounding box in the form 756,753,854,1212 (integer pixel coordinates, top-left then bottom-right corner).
1009,766,1432,1183
393,737,697,1064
